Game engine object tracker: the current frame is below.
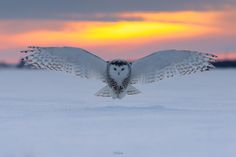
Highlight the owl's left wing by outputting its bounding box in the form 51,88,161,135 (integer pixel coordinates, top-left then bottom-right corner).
21,46,107,80
131,50,217,84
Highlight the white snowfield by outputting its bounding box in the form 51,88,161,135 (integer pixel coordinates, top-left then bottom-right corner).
0,69,235,157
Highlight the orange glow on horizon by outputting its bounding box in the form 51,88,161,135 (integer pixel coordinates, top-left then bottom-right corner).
217,52,236,61
9,21,217,47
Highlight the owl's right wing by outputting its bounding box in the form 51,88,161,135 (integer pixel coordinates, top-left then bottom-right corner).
131,50,217,84
21,46,107,80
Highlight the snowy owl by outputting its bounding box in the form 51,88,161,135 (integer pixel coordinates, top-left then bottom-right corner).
21,46,217,99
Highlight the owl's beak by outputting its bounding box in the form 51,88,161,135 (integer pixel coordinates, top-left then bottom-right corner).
118,72,120,75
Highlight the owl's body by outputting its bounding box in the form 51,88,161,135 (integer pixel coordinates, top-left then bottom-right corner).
106,60,132,99
21,46,217,99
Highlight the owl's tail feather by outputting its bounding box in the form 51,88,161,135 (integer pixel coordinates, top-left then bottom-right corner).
95,85,111,97
95,85,141,98
127,85,141,95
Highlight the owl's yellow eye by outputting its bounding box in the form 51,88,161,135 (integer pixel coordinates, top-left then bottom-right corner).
121,68,124,71
114,68,117,71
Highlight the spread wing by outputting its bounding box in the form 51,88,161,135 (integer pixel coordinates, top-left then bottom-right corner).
21,46,107,80
131,50,217,84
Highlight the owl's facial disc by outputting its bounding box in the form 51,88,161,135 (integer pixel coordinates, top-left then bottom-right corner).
109,60,130,80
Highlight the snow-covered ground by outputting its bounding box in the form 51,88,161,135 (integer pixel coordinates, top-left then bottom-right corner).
0,69,235,157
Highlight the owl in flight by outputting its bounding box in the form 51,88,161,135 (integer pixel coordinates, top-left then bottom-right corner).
21,46,217,99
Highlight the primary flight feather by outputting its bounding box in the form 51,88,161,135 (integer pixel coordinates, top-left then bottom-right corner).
21,46,217,99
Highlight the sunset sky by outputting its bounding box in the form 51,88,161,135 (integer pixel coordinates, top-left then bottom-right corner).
0,0,236,63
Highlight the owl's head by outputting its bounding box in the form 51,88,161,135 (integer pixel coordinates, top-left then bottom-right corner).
108,60,131,79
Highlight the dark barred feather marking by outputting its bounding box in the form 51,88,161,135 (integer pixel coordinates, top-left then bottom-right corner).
21,46,107,81
131,50,217,84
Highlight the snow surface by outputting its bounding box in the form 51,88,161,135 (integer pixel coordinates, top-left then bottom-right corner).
0,69,236,157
